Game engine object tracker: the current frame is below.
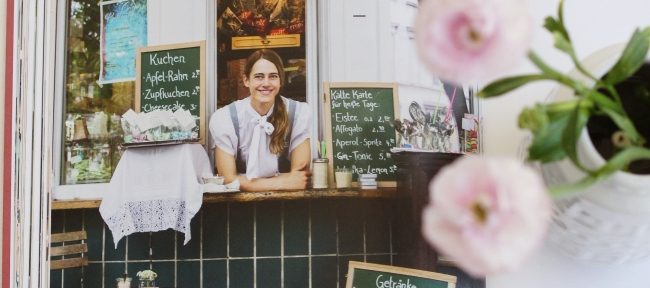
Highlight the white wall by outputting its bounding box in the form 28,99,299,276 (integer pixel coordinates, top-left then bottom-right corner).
484,0,650,287
147,0,206,46
0,0,7,285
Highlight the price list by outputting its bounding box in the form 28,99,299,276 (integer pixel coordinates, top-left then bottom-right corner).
327,85,398,182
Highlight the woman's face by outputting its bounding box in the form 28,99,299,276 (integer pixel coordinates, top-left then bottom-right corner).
244,58,281,106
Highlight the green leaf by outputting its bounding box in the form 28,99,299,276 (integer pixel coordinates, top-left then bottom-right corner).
642,26,650,38
586,89,623,112
543,17,565,38
528,51,559,77
600,105,643,145
543,0,570,42
604,28,650,85
552,31,574,55
525,111,571,163
561,99,591,171
549,175,598,198
478,75,552,98
598,146,650,174
518,105,550,135
550,146,650,198
557,0,567,32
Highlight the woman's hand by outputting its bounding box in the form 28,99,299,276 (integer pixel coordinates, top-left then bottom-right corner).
278,163,311,190
215,140,313,191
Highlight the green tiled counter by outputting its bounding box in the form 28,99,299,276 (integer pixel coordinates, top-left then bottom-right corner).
50,198,406,288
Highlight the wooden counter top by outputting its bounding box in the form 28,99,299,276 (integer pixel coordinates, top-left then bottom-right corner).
51,187,401,210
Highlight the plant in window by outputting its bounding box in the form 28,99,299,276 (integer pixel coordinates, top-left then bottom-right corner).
416,0,650,276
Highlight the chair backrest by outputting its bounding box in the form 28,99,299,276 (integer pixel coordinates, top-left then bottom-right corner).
50,230,88,270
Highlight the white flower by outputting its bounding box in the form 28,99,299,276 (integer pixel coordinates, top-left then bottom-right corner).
422,156,551,277
136,269,158,280
415,0,531,84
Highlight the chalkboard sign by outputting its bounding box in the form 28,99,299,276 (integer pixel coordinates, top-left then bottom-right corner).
136,41,206,144
324,83,399,187
346,261,456,288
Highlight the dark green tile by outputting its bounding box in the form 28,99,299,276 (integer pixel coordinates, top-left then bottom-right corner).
50,269,62,288
84,209,103,261
203,203,227,258
338,200,364,254
51,210,64,233
364,199,391,253
338,256,364,288
229,259,253,288
437,265,486,288
105,229,126,261
103,263,126,288
391,199,413,255
257,258,281,288
203,260,227,288
284,257,308,288
151,229,176,260
128,232,151,261
366,254,392,266
65,210,83,231
152,261,175,287
178,212,201,259
178,207,202,248
84,263,102,288
311,256,338,288
311,200,338,254
229,203,254,257
178,261,200,288
256,202,282,257
284,201,309,256
127,262,151,280
63,267,82,288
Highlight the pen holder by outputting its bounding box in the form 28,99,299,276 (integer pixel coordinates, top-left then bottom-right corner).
335,168,353,188
312,158,329,189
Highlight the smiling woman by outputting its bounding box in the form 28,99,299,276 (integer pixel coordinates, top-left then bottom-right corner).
209,49,312,191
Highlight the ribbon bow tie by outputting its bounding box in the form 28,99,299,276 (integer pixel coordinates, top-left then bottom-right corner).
252,116,275,135
246,116,276,179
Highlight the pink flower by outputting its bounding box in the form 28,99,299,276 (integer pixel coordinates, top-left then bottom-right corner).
422,156,551,277
415,0,531,85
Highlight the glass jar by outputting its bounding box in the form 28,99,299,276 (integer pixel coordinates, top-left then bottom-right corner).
312,158,329,189
139,278,156,288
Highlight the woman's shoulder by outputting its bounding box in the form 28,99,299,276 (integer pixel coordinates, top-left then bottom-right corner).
214,98,250,117
281,96,309,112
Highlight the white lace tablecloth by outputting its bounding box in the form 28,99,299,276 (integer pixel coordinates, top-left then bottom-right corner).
100,143,211,247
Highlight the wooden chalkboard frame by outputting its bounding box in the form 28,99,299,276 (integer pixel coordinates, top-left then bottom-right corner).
135,41,206,144
345,261,457,288
324,82,399,188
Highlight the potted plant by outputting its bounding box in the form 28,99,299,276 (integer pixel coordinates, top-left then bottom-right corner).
414,0,650,276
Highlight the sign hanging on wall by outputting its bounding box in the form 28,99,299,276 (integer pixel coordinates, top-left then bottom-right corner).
324,82,399,187
135,41,206,144
99,0,148,84
345,261,457,288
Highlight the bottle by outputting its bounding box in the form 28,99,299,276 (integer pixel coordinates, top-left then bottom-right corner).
312,158,329,189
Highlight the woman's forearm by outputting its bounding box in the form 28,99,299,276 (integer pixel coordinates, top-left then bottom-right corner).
238,172,308,191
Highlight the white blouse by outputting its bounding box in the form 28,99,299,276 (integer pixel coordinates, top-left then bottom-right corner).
210,96,311,179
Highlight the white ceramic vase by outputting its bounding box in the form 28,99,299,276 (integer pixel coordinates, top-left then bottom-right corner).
541,44,650,264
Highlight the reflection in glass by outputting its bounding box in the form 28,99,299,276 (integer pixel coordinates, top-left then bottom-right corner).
62,0,134,184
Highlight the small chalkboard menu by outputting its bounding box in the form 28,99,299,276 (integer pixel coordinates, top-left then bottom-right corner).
324,82,399,187
136,41,206,144
345,261,456,288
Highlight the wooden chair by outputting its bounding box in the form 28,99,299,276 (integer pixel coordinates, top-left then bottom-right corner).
49,230,88,270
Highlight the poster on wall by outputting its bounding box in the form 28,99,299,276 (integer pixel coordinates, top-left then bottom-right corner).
99,0,148,84
216,0,307,106
395,81,482,154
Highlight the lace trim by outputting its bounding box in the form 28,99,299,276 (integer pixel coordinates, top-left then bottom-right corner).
105,199,194,247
